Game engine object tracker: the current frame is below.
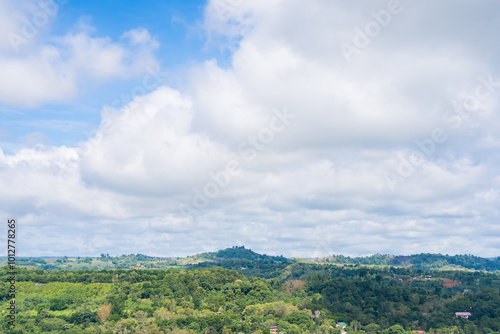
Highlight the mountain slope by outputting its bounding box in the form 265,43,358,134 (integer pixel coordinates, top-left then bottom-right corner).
190,246,293,278
318,253,500,271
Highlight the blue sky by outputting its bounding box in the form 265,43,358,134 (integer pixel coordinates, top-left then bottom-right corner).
0,0,233,151
1,0,500,258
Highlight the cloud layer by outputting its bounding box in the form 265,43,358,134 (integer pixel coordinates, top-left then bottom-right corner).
0,0,159,107
1,0,500,257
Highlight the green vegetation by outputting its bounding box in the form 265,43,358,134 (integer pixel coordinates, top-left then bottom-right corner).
2,248,498,274
0,247,499,333
317,254,500,272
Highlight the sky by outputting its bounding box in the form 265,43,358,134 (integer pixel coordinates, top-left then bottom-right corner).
1,0,500,258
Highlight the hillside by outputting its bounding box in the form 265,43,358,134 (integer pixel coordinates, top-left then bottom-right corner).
315,253,500,271
1,248,499,273
1,258,500,333
190,246,292,278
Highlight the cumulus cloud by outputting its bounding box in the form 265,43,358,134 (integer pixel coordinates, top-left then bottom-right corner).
0,1,159,107
80,86,229,197
2,0,500,257
62,27,159,81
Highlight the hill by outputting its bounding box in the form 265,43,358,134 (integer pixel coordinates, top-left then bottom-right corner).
1,248,499,273
1,255,500,333
314,253,500,271
189,246,293,278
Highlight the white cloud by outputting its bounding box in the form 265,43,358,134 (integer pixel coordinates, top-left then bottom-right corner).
2,0,500,257
80,86,229,197
0,46,76,106
0,1,159,107
121,27,159,48
62,27,159,81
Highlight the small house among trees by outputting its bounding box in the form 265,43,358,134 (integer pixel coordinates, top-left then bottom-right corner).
336,322,347,329
455,312,472,319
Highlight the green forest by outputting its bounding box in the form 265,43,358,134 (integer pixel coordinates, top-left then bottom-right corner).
2,247,499,273
1,247,499,334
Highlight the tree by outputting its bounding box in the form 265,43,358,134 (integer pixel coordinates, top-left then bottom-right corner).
383,324,406,334
222,327,233,334
134,311,148,324
138,323,161,334
285,312,313,327
205,327,217,334
351,320,361,331
40,318,72,331
49,297,67,311
97,303,112,322
365,323,382,333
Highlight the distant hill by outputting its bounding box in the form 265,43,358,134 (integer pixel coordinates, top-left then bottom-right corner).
316,253,500,271
1,247,499,272
189,246,292,278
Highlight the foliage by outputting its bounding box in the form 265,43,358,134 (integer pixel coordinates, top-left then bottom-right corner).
0,248,499,333
97,303,112,322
